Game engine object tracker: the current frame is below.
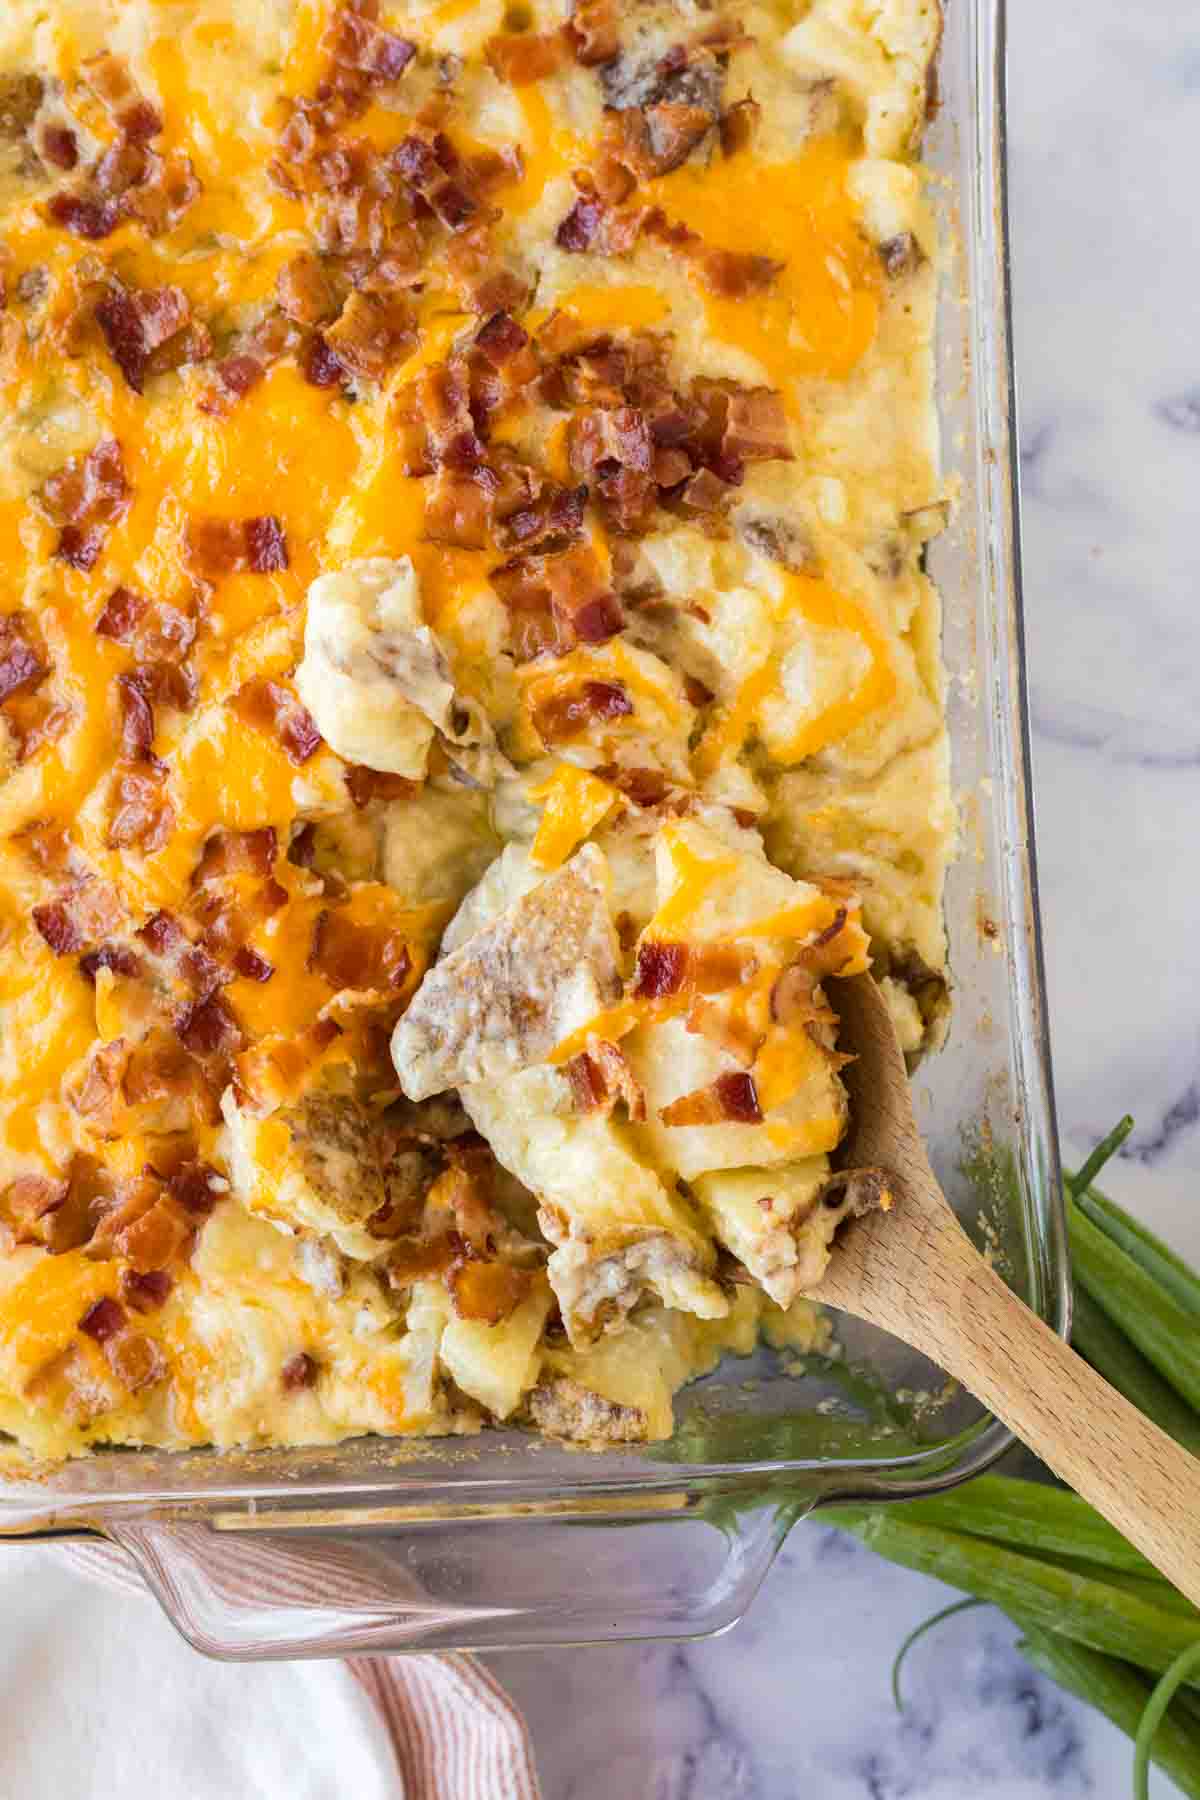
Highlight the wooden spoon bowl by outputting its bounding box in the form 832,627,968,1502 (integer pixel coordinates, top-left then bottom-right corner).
817,972,1200,1604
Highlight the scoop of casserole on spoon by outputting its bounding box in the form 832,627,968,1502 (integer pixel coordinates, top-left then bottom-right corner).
819,972,1200,1605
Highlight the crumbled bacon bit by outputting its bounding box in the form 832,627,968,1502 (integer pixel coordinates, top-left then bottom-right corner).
39,124,79,171
276,251,337,324
567,1039,646,1120
94,282,195,393
310,907,411,993
78,942,143,984
117,670,156,758
201,352,265,411
233,945,275,983
119,1267,173,1313
46,193,122,241
300,332,345,387
696,246,783,298
281,1351,317,1390
324,290,415,380
39,437,130,571
632,939,688,999
95,585,148,641
166,1159,225,1216
33,878,124,956
531,678,632,744
323,4,416,83
715,1069,762,1122
185,514,289,576
0,611,46,704
232,678,323,763
193,828,278,885
660,1069,763,1127
722,387,792,463
565,0,619,65
175,990,243,1057
485,32,565,86
79,1296,125,1343
555,194,606,253
138,909,187,957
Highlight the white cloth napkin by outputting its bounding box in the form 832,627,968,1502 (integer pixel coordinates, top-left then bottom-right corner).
0,1541,540,1799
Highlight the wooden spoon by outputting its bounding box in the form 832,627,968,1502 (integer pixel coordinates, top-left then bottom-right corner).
818,971,1200,1605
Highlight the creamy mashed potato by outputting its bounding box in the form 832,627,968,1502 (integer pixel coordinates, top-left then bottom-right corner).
0,0,946,1456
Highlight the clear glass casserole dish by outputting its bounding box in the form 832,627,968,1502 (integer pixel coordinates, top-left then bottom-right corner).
0,0,1064,1659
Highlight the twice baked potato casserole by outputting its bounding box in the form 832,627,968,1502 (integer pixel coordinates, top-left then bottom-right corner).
0,0,951,1457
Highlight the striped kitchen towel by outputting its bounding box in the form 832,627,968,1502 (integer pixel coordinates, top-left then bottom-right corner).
34,1537,542,1799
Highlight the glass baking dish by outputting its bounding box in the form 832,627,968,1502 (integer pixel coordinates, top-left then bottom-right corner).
0,0,1064,1659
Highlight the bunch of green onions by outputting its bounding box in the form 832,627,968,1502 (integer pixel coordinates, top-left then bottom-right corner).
829,1120,1200,1799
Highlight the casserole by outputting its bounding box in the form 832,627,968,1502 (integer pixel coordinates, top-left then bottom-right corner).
0,0,1063,1657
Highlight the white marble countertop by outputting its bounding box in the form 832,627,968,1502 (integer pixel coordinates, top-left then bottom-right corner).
486,1,1200,1792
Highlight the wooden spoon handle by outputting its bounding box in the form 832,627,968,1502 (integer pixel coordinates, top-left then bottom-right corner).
915,1220,1200,1606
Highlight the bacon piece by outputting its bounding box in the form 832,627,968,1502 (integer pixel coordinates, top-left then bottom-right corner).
555,193,607,253
116,671,156,758
95,586,147,641
1,1175,66,1249
660,1069,762,1127
35,121,78,170
83,52,162,140
631,939,688,999
120,149,201,236
500,544,625,651
282,1351,317,1390
166,1159,225,1217
108,763,174,852
94,283,194,393
531,678,632,744
310,907,411,993
184,515,289,577
193,828,277,885
424,465,496,549
722,387,792,463
78,942,143,984
695,246,783,299
323,4,417,83
39,437,130,571
80,1296,125,1344
324,290,415,381
677,465,736,516
232,678,323,763
233,945,274,983
0,611,46,703
113,1190,194,1271
569,404,653,477
119,1268,174,1313
175,990,243,1058
276,251,337,324
485,33,565,85
33,878,124,956
300,333,345,388
45,193,121,240
565,0,619,65
602,102,712,181
566,1039,646,1120
499,481,588,552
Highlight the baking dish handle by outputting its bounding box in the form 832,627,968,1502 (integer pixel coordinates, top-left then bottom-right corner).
107,1495,797,1659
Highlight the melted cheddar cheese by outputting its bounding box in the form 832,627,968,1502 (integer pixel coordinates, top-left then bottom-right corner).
0,0,948,1458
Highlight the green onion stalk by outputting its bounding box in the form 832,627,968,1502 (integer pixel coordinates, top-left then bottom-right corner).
826,1118,1200,1798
